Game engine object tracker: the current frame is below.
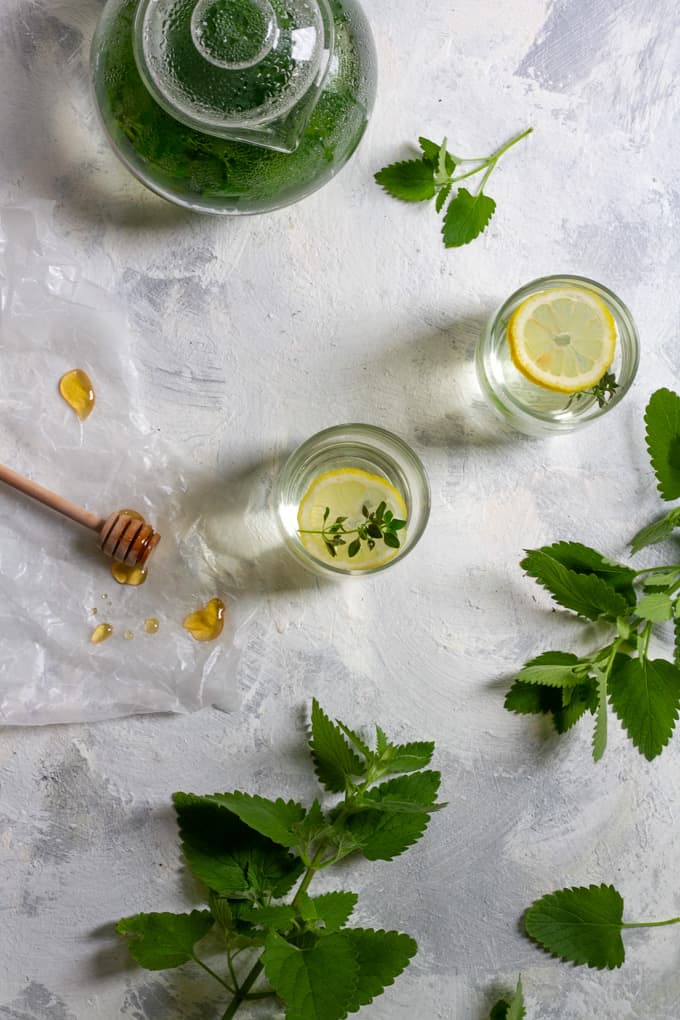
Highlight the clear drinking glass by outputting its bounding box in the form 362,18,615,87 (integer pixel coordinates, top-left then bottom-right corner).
275,424,430,577
476,275,640,436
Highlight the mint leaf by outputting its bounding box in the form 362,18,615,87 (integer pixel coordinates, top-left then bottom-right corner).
116,910,213,970
418,136,455,174
363,770,441,813
346,773,441,861
516,658,586,688
636,592,674,622
645,388,680,500
374,159,435,202
521,548,630,620
537,541,636,604
592,667,608,763
505,677,597,733
609,656,680,760
380,740,435,774
435,183,451,213
174,793,303,898
336,721,372,759
630,509,680,555
206,792,305,848
239,904,296,932
442,188,496,247
490,977,526,1020
296,891,358,933
525,884,625,969
342,929,417,1013
261,931,358,1020
310,700,367,792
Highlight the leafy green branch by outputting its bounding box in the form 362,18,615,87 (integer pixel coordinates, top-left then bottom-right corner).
375,128,532,248
298,501,406,559
116,699,443,1020
505,389,680,762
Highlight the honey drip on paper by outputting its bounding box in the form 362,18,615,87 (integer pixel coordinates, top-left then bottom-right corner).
182,598,225,642
111,561,147,586
59,369,95,421
91,623,113,644
123,630,134,641
144,618,160,634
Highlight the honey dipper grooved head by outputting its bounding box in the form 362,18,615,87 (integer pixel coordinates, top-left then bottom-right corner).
99,512,161,567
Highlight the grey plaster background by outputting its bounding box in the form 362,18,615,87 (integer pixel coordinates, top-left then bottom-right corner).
1,0,680,1017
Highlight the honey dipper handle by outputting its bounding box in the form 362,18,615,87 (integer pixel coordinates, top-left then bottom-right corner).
0,462,104,532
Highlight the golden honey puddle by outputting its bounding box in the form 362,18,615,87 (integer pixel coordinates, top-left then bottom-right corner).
111,561,148,586
90,622,113,644
182,598,225,642
59,369,95,421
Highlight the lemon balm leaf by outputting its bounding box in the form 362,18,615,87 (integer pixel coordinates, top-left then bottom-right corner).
608,657,680,760
374,159,435,202
206,792,306,848
536,542,636,604
342,929,418,1013
116,911,214,970
521,548,629,620
525,884,625,970
442,188,496,247
631,509,680,555
310,699,366,792
645,388,680,500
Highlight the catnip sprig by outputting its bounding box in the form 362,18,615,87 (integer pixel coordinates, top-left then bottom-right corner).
505,388,680,762
116,700,443,1020
525,883,680,970
298,501,406,559
375,128,532,248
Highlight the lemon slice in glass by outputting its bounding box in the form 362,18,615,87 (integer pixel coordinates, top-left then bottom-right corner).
297,468,407,569
508,286,617,393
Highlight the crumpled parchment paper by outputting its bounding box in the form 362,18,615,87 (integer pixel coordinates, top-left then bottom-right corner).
0,206,253,724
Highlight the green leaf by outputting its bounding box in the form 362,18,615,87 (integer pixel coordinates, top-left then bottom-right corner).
239,903,296,932
374,159,435,202
363,770,441,813
116,910,213,971
375,725,389,756
261,931,359,1020
336,721,372,759
173,793,303,898
296,891,358,933
535,541,636,604
490,977,526,1020
346,772,441,861
342,929,417,1014
609,656,680,760
207,792,306,848
645,388,680,500
348,538,361,557
310,700,367,793
435,184,451,213
524,884,625,969
379,740,435,774
636,592,674,622
521,548,630,620
505,675,597,733
630,509,680,555
592,667,608,763
442,188,496,247
675,618,680,668
516,661,585,688
383,531,400,549
418,136,455,174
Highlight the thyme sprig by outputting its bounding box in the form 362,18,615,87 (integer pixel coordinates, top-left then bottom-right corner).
299,502,406,559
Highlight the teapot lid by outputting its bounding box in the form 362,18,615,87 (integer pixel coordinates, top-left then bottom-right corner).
133,0,334,152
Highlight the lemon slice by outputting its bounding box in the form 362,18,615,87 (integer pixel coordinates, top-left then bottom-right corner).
508,286,616,393
297,468,407,569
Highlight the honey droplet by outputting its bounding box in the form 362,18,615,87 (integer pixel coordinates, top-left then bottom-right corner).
144,617,160,634
59,369,95,421
118,508,144,521
90,607,98,616
123,630,134,641
111,561,148,586
91,622,113,644
182,598,225,642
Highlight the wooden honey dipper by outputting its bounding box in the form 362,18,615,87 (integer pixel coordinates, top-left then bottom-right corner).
0,462,160,567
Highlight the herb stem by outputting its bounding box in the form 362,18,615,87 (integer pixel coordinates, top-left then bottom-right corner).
221,960,265,1020
192,954,234,993
621,916,680,929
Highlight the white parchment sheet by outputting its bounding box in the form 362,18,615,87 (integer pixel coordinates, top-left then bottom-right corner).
0,207,253,723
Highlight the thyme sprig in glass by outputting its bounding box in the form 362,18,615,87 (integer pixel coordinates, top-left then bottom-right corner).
299,502,406,559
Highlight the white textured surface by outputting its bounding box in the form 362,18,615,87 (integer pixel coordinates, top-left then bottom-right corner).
1,0,680,1017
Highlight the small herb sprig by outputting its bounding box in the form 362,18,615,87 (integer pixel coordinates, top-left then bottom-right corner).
375,128,532,248
525,883,680,970
116,700,442,1020
490,976,526,1019
299,502,406,559
505,388,680,762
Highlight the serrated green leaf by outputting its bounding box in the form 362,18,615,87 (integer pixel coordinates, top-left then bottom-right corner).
375,725,389,756
645,388,680,500
609,656,680,760
342,929,417,1014
521,548,630,620
592,667,608,763
490,1001,510,1020
310,700,367,793
636,592,674,622
116,910,213,971
173,793,303,898
374,159,435,202
490,976,526,1020
336,721,372,759
630,509,680,555
675,619,680,667
296,891,358,933
380,740,435,774
516,663,585,688
418,136,455,174
435,184,451,213
535,541,636,604
346,773,440,861
262,931,359,1020
525,884,625,969
207,893,267,947
206,792,305,848
442,188,496,247
505,677,597,733
364,771,441,813
239,904,296,932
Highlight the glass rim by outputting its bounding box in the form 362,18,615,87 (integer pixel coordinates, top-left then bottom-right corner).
274,422,431,577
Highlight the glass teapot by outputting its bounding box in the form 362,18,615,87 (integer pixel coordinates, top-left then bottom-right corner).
92,0,376,214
